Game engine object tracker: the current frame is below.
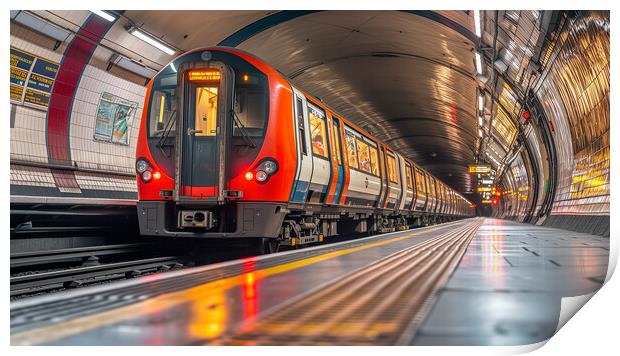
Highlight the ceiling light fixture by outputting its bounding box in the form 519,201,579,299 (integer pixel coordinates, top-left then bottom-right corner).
91,10,116,22
478,95,484,112
109,53,158,79
474,10,482,37
129,28,176,55
475,52,483,74
478,116,484,126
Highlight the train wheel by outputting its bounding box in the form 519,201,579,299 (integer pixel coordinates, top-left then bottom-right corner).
259,238,280,254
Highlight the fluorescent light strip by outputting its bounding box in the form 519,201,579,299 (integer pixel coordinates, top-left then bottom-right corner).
478,116,484,126
91,10,115,22
130,29,176,55
474,10,482,37
475,52,483,74
479,129,483,138
478,95,484,111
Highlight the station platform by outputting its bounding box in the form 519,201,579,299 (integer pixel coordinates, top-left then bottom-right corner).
10,218,609,346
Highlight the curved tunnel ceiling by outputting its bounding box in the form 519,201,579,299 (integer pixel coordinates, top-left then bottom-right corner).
235,11,479,192
117,10,480,193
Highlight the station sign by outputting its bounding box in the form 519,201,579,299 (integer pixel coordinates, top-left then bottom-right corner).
10,47,59,110
468,164,492,174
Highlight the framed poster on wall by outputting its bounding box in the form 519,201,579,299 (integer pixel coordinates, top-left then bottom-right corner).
93,92,138,146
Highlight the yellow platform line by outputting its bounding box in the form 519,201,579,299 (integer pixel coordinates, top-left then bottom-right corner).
11,222,457,345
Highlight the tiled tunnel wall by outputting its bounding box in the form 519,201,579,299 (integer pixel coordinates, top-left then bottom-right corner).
497,11,610,236
10,17,144,199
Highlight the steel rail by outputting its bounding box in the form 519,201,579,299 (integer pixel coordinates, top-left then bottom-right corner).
11,243,151,268
10,257,182,296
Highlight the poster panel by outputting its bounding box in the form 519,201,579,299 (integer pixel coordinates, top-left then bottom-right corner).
94,92,138,146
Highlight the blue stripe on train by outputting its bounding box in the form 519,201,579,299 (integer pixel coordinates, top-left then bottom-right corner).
291,180,310,202
332,165,344,204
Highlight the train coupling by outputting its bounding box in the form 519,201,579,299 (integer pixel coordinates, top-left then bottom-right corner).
178,210,215,229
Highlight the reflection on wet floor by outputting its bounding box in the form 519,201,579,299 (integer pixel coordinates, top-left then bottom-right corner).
412,218,609,346
12,218,609,346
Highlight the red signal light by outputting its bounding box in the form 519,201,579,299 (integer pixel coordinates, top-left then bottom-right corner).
522,111,531,119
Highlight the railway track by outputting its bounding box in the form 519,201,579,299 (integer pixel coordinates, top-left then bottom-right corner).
11,256,186,297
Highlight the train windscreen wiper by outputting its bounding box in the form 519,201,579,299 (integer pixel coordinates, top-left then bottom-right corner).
157,109,177,156
231,109,256,148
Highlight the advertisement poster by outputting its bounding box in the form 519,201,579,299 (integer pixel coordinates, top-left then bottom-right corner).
10,47,58,109
94,92,138,146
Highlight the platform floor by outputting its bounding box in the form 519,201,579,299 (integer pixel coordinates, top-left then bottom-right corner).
413,219,609,345
10,218,609,346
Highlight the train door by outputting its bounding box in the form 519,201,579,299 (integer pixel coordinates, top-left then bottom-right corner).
175,63,233,201
331,118,345,204
289,88,313,202
306,102,331,203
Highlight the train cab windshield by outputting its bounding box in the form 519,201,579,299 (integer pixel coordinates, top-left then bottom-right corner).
147,50,269,140
145,50,270,177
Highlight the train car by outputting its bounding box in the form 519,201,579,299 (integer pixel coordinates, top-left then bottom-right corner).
135,47,474,251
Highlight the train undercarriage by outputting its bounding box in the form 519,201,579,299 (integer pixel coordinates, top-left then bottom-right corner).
137,200,460,253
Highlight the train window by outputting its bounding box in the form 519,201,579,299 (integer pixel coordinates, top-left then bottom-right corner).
194,86,218,136
415,168,426,193
369,145,379,176
308,104,328,159
345,130,359,169
428,177,436,198
405,163,413,190
296,97,307,155
332,121,342,165
233,88,267,137
148,73,177,137
356,138,372,174
386,154,399,183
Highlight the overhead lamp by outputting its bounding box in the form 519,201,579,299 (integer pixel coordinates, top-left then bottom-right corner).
474,10,482,37
129,28,176,55
478,116,484,126
91,10,116,22
11,10,71,43
476,73,490,84
478,95,484,111
479,129,483,138
109,53,157,79
475,52,483,74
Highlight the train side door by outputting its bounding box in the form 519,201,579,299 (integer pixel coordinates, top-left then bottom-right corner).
289,88,313,202
331,118,345,204
175,63,232,201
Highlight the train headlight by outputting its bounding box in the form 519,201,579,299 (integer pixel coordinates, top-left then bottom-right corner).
136,158,151,173
256,159,278,174
142,170,153,182
262,160,278,174
255,170,268,182
253,158,278,183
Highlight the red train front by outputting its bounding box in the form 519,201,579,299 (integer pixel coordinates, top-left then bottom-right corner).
135,47,297,239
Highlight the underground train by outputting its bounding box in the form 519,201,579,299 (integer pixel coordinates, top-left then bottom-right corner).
135,47,474,251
